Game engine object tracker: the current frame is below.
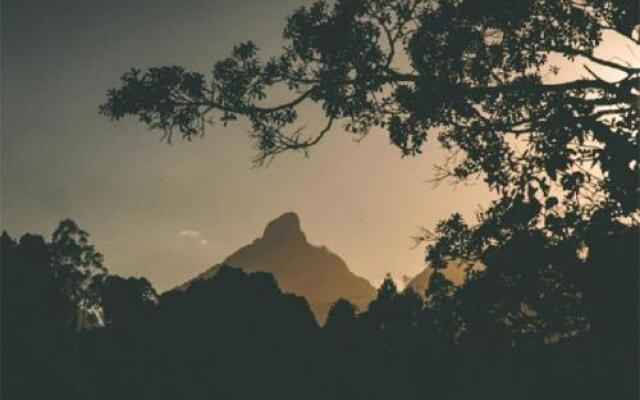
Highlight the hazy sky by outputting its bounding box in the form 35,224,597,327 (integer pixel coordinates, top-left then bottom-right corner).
12,0,619,291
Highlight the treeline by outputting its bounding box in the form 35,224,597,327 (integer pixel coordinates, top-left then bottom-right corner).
2,219,637,400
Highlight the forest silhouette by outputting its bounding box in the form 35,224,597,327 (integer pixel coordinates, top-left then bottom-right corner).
3,0,639,398
1,218,637,399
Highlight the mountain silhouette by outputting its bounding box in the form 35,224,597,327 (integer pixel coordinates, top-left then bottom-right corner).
406,262,470,296
406,268,432,296
177,212,376,322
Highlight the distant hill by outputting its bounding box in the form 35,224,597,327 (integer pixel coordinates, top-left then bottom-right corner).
406,268,432,296
176,212,376,322
406,262,469,296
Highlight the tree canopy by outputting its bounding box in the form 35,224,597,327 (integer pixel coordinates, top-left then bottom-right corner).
101,3,639,310
102,0,638,218
2,218,637,399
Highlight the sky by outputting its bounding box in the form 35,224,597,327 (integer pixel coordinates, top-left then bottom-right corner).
3,0,632,292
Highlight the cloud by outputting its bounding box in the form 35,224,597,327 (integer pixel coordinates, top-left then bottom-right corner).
179,230,201,239
178,230,209,246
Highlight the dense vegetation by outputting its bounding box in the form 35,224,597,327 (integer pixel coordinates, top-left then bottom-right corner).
2,218,637,399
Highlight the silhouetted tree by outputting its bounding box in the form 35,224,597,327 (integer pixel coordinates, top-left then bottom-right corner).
579,222,638,399
144,265,321,400
1,220,104,399
325,298,357,332
102,0,637,218
96,275,158,329
50,218,106,329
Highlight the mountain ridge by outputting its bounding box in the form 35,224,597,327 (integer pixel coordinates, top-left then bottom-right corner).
175,212,376,322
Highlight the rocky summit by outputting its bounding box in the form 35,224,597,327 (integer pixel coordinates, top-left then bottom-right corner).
176,212,376,323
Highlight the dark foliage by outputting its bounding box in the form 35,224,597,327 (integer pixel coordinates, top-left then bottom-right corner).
2,220,637,399
101,0,638,222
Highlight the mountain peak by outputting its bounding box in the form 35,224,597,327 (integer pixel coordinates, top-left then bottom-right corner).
262,212,306,244
176,211,376,322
